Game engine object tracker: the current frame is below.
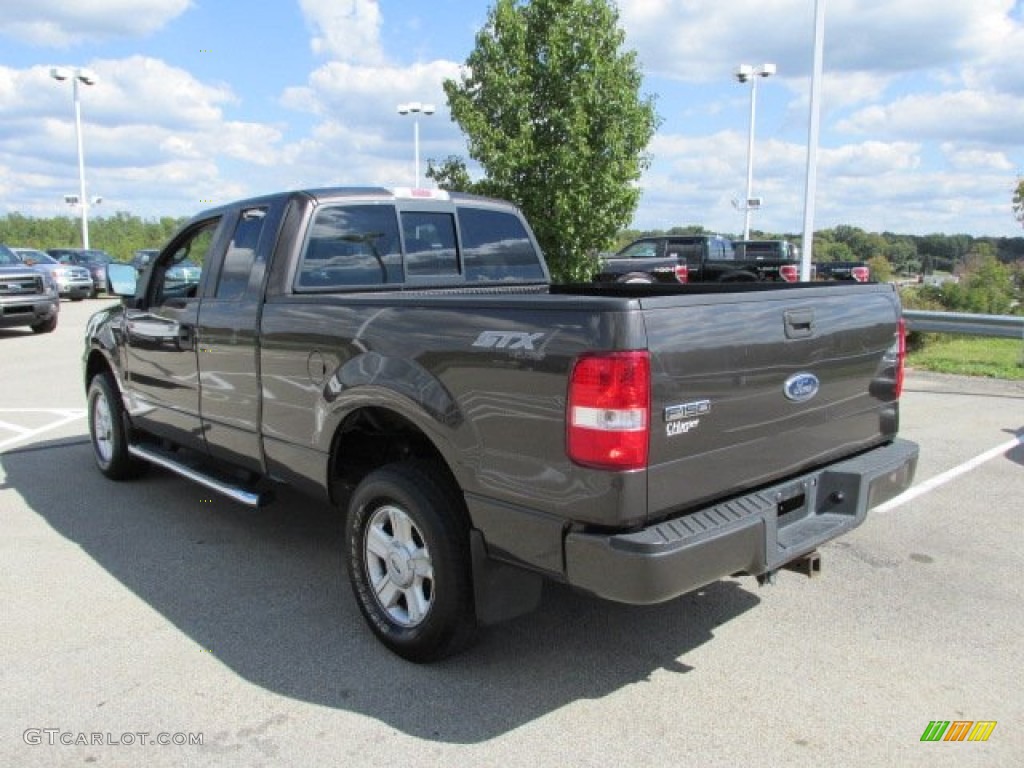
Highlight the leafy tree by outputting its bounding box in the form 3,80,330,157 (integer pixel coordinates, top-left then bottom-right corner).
426,155,479,194
1014,178,1024,229
866,255,893,283
442,0,659,281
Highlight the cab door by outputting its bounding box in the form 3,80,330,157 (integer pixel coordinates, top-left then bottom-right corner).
122,216,225,450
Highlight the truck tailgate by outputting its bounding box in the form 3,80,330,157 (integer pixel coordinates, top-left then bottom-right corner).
640,283,902,521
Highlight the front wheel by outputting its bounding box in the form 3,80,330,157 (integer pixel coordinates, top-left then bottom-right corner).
87,373,146,480
345,461,476,662
30,315,57,334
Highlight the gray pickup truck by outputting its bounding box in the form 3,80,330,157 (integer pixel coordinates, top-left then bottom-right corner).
0,243,60,334
84,187,918,661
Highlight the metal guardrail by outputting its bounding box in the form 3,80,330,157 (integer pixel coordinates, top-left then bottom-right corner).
902,310,1024,339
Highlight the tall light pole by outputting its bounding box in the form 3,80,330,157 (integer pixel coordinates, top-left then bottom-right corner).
801,0,827,281
51,66,96,249
735,63,776,240
396,101,435,188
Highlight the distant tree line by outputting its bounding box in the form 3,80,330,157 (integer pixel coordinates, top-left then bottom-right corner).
0,212,186,262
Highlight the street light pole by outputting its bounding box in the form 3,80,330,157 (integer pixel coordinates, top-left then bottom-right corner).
51,66,96,249
397,101,435,187
735,63,776,240
800,0,827,281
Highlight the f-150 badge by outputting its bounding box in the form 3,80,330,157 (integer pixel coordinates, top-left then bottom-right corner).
664,399,710,436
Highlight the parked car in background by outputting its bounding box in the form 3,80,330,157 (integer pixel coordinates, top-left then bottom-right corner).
814,261,871,282
11,247,93,301
733,239,800,261
131,249,160,272
0,243,60,333
164,261,202,289
47,248,117,297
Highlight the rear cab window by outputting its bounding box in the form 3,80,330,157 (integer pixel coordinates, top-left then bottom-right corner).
293,194,546,291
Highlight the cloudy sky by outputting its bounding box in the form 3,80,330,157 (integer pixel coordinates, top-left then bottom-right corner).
1,0,1022,239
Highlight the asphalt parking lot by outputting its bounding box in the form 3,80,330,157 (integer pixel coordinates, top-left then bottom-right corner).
2,299,1022,767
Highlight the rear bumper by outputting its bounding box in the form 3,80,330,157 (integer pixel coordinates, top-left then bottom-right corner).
564,438,919,604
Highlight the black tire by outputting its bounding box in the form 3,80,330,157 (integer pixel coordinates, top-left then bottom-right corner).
345,461,476,662
71,296,84,302
87,372,147,480
30,315,58,334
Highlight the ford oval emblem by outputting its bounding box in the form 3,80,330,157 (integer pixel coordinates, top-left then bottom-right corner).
784,372,820,402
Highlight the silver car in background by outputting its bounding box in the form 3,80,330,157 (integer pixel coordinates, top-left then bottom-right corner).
12,248,94,301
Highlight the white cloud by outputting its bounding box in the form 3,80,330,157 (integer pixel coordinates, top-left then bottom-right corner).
299,0,384,64
836,89,1024,145
0,59,285,218
0,0,190,46
617,0,1017,81
941,144,1015,173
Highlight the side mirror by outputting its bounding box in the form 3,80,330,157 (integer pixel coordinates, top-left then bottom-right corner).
106,263,138,297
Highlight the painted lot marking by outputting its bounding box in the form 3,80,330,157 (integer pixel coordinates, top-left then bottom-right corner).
875,433,1023,513
0,409,87,452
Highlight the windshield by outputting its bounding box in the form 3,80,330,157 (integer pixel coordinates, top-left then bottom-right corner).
84,250,114,263
0,244,21,266
17,250,57,265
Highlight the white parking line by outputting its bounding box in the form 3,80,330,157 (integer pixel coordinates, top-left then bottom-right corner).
0,420,32,434
0,409,87,452
875,433,1023,513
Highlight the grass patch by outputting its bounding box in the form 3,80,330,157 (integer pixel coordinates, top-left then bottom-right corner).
906,333,1024,379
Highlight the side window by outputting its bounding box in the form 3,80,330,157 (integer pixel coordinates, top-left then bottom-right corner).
215,208,266,300
620,242,657,259
458,207,544,282
401,211,458,277
154,218,219,304
296,205,402,290
667,241,701,260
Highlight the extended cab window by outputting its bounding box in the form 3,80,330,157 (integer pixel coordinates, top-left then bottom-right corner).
666,240,704,260
297,205,402,289
215,207,266,300
401,211,458,277
458,207,544,282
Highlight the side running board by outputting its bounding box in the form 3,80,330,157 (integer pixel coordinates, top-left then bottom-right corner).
128,444,270,507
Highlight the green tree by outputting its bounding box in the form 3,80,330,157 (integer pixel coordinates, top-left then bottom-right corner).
1013,178,1024,228
938,253,1014,314
866,255,893,283
426,155,479,193
442,0,659,281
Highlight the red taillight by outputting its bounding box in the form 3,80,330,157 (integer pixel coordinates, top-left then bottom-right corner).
895,318,906,398
674,264,689,283
852,266,870,282
567,351,650,470
779,264,799,283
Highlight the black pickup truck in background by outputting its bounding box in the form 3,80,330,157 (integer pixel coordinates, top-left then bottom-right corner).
597,235,870,284
597,234,801,284
84,187,917,661
814,260,871,282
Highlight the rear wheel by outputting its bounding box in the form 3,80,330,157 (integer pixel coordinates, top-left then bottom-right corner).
345,461,476,662
87,372,146,480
